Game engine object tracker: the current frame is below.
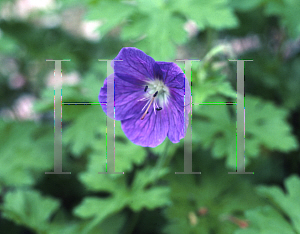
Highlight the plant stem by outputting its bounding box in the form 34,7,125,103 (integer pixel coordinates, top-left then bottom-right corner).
153,140,171,181
127,211,140,234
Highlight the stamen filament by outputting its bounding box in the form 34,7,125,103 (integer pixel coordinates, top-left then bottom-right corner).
141,97,155,120
141,98,151,111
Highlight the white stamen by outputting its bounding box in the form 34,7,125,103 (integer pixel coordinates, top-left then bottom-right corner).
139,79,170,120
141,99,151,111
141,96,155,120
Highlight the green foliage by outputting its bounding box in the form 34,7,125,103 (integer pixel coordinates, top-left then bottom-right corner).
245,96,298,155
62,106,106,157
264,0,300,38
1,189,60,234
171,0,238,30
164,156,266,234
193,95,298,168
72,117,169,231
121,10,188,60
75,159,170,232
192,56,237,103
1,0,300,233
245,54,300,111
84,1,135,36
235,206,296,234
76,0,239,60
256,175,300,233
193,101,237,168
0,120,53,188
230,0,300,38
236,175,300,234
0,34,20,55
48,213,126,234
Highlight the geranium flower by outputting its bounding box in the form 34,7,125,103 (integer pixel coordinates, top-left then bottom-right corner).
98,47,191,147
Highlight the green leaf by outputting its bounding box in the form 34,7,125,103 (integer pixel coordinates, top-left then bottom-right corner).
120,13,149,41
192,98,237,168
129,186,171,211
122,10,188,60
256,175,300,233
135,0,167,13
80,63,107,102
230,0,300,38
85,119,147,174
172,0,239,30
49,213,126,234
84,0,135,36
62,106,107,157
264,0,300,38
164,157,265,234
1,189,60,233
74,172,128,232
192,76,236,103
34,84,86,120
74,196,126,220
192,95,298,168
79,153,127,192
193,55,237,104
243,55,300,111
245,96,298,155
234,206,296,234
0,120,53,187
120,0,191,60
76,154,170,230
129,166,171,211
229,0,263,11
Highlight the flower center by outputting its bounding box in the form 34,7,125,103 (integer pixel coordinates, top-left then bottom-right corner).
138,79,170,120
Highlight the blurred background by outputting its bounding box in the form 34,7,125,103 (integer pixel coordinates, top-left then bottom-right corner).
0,0,300,233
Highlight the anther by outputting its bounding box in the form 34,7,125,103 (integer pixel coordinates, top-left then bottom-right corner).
144,86,148,92
156,107,162,111
153,91,158,97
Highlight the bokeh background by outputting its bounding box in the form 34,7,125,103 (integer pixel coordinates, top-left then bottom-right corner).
1,0,300,233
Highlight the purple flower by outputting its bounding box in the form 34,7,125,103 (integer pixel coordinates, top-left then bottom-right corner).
98,47,191,147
